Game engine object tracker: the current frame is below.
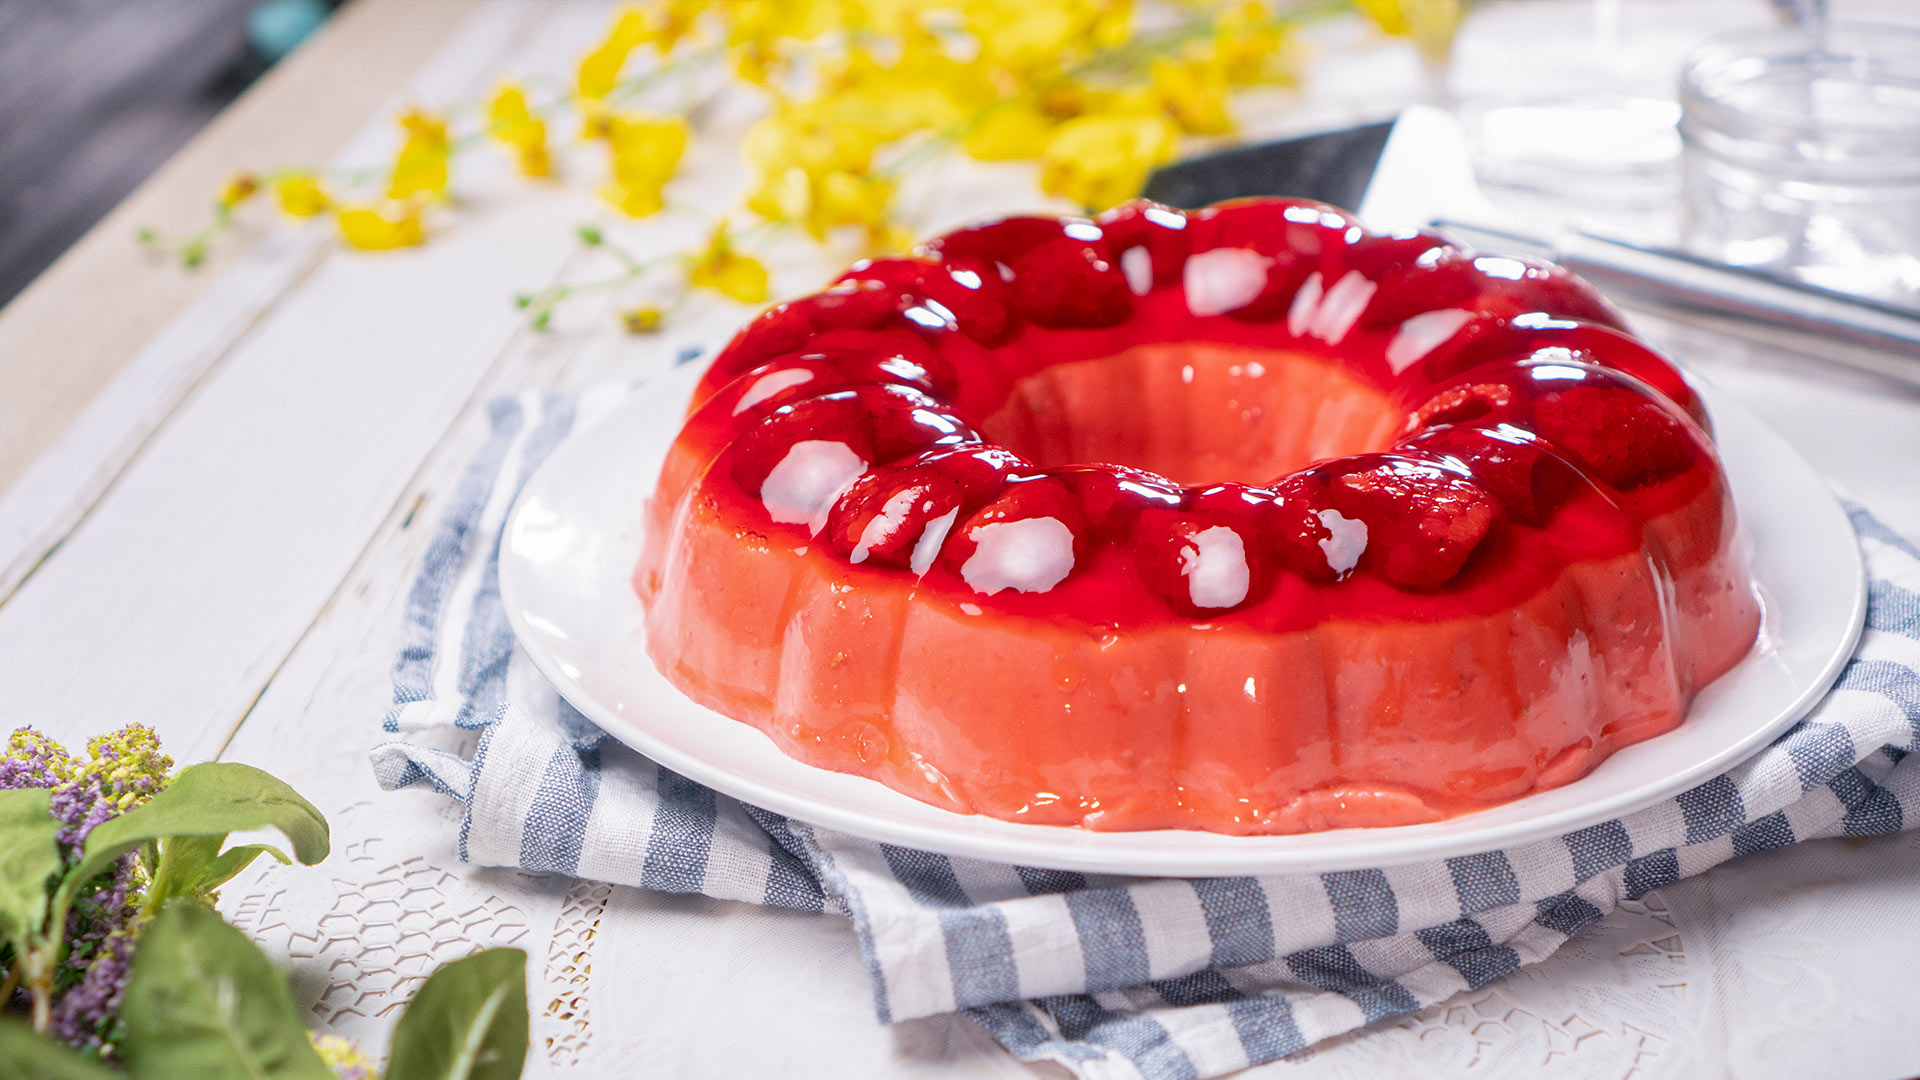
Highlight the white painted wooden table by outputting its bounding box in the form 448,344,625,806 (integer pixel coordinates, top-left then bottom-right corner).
6,3,1920,1077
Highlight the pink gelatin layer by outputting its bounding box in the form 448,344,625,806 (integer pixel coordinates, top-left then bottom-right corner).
636,197,1761,834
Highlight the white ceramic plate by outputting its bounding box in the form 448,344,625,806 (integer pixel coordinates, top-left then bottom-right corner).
500,359,1865,876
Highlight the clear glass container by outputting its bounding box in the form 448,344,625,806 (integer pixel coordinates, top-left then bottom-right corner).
1680,23,1920,304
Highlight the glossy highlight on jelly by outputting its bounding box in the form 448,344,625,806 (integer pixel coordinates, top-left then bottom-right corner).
636,197,1761,834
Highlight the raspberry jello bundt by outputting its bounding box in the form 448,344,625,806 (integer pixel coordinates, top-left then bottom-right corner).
636,197,1760,834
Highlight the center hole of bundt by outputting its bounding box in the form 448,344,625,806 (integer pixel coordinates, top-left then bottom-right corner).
977,343,1404,487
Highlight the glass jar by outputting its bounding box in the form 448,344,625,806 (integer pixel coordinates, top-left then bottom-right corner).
1679,22,1920,305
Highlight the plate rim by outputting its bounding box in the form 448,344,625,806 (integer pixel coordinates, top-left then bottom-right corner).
499,363,1866,876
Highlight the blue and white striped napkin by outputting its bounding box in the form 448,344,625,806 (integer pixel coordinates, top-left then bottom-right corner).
373,384,1920,1080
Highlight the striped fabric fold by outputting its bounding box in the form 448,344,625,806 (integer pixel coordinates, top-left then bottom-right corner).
372,385,1920,1080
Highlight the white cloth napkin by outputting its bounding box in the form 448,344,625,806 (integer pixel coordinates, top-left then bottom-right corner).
374,384,1920,1080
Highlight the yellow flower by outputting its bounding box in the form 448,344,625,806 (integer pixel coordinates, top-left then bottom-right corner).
599,113,688,217
814,169,895,241
844,0,925,38
964,0,1132,75
865,220,916,256
1210,2,1302,87
1355,0,1465,64
486,82,553,178
720,0,837,84
644,0,707,53
387,108,451,200
621,305,664,333
962,100,1056,161
577,6,649,100
1354,0,1406,33
216,172,259,211
688,221,770,305
1040,112,1178,210
817,44,980,140
744,103,881,181
745,158,896,241
272,173,330,217
335,201,426,250
1151,55,1234,135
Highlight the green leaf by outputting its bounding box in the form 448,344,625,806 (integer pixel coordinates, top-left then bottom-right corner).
152,837,294,907
119,903,332,1080
386,948,529,1080
56,762,328,919
0,789,61,949
0,1016,120,1080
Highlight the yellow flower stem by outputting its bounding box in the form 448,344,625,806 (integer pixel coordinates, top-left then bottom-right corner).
518,254,679,328
604,43,725,106
136,206,236,268
873,130,957,181
445,44,722,157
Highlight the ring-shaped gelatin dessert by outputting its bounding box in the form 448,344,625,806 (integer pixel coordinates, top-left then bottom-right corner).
636,197,1761,834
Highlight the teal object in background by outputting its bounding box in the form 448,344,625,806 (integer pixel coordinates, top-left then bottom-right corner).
249,0,332,62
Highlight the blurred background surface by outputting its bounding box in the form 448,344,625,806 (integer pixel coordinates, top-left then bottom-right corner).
0,0,336,306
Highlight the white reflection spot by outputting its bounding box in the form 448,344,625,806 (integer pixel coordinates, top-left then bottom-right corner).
1287,270,1325,337
1121,245,1154,296
760,440,867,536
851,487,919,564
1475,256,1527,281
1180,525,1250,609
1310,270,1377,344
1530,363,1589,382
1316,508,1368,575
961,516,1076,595
910,508,959,576
1386,308,1475,373
1184,248,1272,316
733,369,814,415
1288,269,1377,345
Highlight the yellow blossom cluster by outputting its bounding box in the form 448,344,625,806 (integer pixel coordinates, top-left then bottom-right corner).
487,83,553,179
714,0,1307,229
174,1,1421,329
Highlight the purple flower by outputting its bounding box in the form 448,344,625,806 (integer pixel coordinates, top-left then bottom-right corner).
0,727,73,790
49,725,172,849
3,725,174,1054
47,924,137,1054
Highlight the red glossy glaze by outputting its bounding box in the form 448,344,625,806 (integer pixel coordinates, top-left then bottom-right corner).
640,197,1761,833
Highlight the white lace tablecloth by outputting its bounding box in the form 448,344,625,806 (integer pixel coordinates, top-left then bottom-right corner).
9,1,1919,1077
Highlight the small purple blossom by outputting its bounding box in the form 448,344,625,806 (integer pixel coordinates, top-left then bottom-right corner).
3,726,173,1053
47,924,137,1054
0,727,73,790
49,725,172,849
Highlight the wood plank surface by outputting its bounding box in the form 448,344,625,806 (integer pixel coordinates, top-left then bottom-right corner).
0,0,478,497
